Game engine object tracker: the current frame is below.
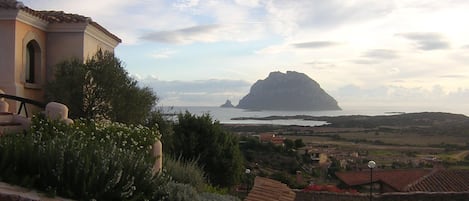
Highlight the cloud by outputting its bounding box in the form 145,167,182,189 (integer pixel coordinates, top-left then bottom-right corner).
397,32,450,50
351,59,380,65
139,78,251,106
173,0,200,9
305,61,336,70
386,68,400,75
21,0,469,112
140,24,223,44
264,1,394,35
332,84,469,112
149,49,177,59
292,41,339,49
234,0,261,7
363,49,398,60
255,44,289,54
439,75,467,79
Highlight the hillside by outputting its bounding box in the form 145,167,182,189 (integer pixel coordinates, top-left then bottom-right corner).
231,112,469,136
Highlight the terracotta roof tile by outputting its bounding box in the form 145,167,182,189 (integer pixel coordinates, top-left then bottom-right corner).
406,169,469,192
336,169,469,192
245,177,296,201
376,169,431,191
26,10,90,23
0,0,121,42
336,169,431,191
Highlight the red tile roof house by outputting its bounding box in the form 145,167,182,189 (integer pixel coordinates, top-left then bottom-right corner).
335,168,469,193
259,132,286,146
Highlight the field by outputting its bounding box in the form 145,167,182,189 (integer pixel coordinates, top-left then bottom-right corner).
226,112,469,171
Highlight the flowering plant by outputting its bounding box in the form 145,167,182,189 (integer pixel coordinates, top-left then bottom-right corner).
0,115,167,200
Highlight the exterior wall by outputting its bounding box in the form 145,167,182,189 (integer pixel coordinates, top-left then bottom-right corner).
47,24,119,80
0,17,47,114
14,20,47,106
0,20,17,112
46,31,85,80
83,25,118,60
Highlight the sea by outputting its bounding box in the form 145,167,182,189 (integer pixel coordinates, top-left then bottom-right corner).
159,105,468,127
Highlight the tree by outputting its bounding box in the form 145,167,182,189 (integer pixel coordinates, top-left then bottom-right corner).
145,109,175,153
284,139,294,150
294,139,305,148
46,50,157,124
171,112,243,187
45,58,86,118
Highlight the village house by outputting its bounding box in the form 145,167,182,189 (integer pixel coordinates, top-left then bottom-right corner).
258,132,286,146
0,0,121,113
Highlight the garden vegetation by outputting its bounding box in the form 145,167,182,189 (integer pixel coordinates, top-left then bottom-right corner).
0,115,167,200
46,50,157,124
1,51,244,200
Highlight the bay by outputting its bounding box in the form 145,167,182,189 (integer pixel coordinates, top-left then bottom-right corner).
157,105,467,127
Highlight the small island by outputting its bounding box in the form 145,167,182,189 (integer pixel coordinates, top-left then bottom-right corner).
220,100,235,108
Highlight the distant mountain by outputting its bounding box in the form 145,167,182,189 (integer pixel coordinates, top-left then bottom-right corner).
220,100,235,108
237,71,341,111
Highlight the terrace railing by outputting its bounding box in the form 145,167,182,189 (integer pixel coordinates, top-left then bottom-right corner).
0,94,46,117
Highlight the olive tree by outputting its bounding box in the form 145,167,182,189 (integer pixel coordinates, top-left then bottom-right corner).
46,50,157,124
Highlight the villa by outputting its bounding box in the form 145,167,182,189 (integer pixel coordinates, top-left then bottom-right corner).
0,0,121,113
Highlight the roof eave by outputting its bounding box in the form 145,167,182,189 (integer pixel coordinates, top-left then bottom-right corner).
89,21,121,43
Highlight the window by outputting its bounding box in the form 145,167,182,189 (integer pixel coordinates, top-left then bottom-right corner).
26,42,35,83
24,40,41,85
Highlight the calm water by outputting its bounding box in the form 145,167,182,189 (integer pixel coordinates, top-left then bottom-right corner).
159,105,468,126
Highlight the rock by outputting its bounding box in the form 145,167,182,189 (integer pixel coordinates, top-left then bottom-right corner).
237,71,341,111
220,100,235,108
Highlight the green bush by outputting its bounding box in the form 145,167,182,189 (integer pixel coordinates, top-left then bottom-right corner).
165,181,241,201
172,112,243,187
166,181,199,201
164,156,207,191
0,115,168,201
198,192,241,201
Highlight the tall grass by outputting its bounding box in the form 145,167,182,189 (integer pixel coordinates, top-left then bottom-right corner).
164,155,207,192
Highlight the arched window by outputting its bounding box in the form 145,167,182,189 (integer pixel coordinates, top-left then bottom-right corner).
25,40,40,84
26,42,35,83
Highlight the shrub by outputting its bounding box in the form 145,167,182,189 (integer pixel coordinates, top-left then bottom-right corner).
166,181,199,201
0,115,168,200
165,181,241,201
198,192,241,201
164,155,207,191
172,112,243,187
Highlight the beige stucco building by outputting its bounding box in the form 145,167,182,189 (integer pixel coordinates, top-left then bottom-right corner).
0,0,121,113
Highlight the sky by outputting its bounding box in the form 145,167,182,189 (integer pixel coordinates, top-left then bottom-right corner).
23,0,469,112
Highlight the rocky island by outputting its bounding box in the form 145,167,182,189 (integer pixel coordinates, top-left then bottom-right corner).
220,100,235,108
237,71,341,111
